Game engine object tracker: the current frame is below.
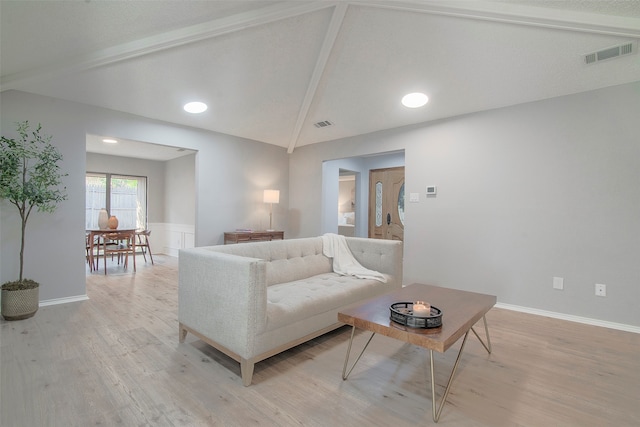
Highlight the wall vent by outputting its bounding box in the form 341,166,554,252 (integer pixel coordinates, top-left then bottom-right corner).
314,120,333,128
585,42,635,65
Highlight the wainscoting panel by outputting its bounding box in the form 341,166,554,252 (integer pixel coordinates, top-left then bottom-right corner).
148,223,195,257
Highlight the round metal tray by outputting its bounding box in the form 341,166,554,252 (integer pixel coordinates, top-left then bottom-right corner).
389,302,442,329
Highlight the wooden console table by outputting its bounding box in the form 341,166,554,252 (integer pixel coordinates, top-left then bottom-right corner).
224,230,284,244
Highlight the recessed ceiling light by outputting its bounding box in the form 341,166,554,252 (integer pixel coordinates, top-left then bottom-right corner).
102,139,118,144
184,101,208,114
401,92,429,108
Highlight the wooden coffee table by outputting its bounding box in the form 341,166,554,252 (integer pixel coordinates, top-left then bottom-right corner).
338,283,497,423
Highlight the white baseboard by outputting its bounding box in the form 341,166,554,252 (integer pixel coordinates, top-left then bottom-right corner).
496,302,640,334
40,294,89,307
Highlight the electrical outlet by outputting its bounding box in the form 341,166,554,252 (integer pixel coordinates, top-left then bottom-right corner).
595,283,607,297
553,277,564,290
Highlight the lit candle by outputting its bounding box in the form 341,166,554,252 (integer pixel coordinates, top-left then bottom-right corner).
413,301,431,317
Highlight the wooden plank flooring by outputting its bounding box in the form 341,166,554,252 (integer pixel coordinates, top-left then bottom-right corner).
2,254,639,426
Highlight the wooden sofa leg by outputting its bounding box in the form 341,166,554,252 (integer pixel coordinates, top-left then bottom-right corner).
240,358,255,387
179,323,188,343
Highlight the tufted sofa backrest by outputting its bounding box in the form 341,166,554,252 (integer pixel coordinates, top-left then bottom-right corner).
206,237,332,286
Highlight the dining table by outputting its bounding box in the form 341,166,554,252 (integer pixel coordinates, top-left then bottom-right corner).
86,228,137,272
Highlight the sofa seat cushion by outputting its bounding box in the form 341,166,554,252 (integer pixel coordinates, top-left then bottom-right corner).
265,272,392,332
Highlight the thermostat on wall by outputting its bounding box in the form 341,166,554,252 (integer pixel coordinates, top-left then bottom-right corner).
426,186,437,196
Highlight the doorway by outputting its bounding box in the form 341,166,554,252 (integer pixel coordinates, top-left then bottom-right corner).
368,167,404,241
321,151,404,237
86,134,198,259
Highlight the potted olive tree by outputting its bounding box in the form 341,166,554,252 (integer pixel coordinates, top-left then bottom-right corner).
0,121,67,320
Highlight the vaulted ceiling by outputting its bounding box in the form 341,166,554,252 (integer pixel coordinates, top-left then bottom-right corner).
2,1,639,155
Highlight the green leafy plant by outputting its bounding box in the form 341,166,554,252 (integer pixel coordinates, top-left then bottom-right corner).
0,121,68,288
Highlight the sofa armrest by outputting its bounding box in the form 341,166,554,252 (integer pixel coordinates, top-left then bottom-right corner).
178,248,268,359
345,237,403,286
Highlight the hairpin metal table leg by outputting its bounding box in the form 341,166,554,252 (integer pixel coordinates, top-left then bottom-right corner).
430,330,471,423
342,326,376,380
471,315,492,354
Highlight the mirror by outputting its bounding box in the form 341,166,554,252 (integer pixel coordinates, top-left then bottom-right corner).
338,171,357,236
398,182,405,225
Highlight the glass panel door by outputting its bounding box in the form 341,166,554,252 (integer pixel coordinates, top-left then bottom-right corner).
86,173,147,230
110,175,146,229
86,174,107,229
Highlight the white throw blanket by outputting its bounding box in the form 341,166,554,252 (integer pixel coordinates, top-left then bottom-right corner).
322,233,387,283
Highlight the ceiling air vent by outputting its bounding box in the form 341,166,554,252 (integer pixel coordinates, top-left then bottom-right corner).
585,42,635,65
314,120,333,128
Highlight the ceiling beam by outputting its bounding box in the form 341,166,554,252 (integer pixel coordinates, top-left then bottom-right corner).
360,0,640,38
287,2,348,154
1,1,339,91
355,0,640,38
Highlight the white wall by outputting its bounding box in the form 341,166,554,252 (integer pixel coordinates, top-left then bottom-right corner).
1,96,88,302
165,154,196,226
1,90,288,302
290,82,640,327
159,154,197,256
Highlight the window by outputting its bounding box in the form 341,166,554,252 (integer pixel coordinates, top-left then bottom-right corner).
86,173,147,230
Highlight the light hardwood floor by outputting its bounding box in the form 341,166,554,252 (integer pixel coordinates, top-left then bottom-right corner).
2,255,639,426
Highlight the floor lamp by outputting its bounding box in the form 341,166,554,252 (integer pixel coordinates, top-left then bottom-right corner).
263,189,280,231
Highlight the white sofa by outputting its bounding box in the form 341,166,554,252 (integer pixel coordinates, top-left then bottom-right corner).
178,236,403,386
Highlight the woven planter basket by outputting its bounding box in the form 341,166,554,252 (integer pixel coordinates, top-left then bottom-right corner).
1,285,39,321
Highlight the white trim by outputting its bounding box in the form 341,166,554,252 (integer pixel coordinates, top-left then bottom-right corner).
496,302,640,334
39,294,89,307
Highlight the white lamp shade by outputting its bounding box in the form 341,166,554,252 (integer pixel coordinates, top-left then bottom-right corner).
263,189,280,204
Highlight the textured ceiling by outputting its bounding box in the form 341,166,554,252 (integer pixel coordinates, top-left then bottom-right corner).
2,0,639,157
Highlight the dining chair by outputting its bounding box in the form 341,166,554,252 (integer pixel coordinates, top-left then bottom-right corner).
86,232,103,272
102,231,136,274
135,229,154,265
